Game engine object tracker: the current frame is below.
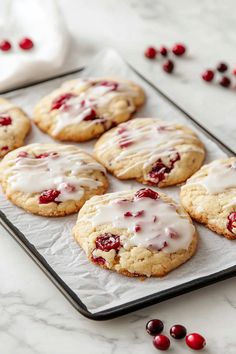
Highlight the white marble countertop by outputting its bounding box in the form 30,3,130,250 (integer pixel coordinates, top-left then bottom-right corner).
1,1,236,353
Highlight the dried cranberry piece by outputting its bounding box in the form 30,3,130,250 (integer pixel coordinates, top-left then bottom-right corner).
35,152,58,159
135,225,141,232
134,210,144,217
39,189,60,204
51,93,75,110
227,212,236,234
117,126,127,134
135,188,159,200
99,81,118,91
83,109,99,121
1,146,8,151
0,116,12,126
119,139,133,148
124,211,132,217
95,233,121,251
17,151,28,158
92,255,106,265
149,153,180,183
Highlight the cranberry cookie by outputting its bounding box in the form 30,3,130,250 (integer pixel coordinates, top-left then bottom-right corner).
33,77,145,142
181,157,236,239
94,118,205,187
73,188,198,277
0,143,108,216
0,97,31,158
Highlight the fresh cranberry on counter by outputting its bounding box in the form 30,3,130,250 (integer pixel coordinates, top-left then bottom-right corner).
185,333,206,350
153,335,170,351
163,60,174,73
144,47,157,59
172,43,186,56
170,324,187,339
0,39,11,52
219,76,231,88
19,37,34,50
202,70,214,82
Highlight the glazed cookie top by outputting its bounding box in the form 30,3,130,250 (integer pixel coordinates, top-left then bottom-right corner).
182,157,236,235
0,97,31,158
184,158,236,195
33,77,145,140
76,188,195,254
94,118,205,186
0,143,106,204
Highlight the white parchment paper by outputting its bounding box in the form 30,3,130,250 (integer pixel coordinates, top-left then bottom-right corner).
1,49,235,314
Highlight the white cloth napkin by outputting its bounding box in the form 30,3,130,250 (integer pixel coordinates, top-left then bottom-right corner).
0,0,70,91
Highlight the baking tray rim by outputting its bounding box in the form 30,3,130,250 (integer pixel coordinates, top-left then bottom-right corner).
0,62,235,321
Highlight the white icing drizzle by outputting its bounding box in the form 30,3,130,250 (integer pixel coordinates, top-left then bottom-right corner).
0,103,15,114
52,80,138,135
187,160,236,194
4,144,106,202
89,192,194,253
96,120,204,177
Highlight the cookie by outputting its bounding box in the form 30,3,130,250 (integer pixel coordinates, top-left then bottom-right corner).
33,77,145,142
73,188,198,277
180,157,236,239
0,143,108,217
94,118,205,187
0,97,31,158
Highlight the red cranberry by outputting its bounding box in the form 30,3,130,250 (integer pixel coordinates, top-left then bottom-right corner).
144,47,157,59
83,109,98,121
119,139,133,148
135,225,141,232
0,116,12,126
17,151,28,158
51,93,75,110
39,189,60,204
134,210,144,217
19,37,34,50
95,233,121,252
35,152,58,159
149,153,180,183
35,152,50,159
227,212,236,234
186,333,206,350
117,126,127,134
124,211,132,217
163,60,174,73
170,324,187,339
172,43,186,56
158,241,168,251
217,62,228,73
168,229,179,239
146,319,164,336
135,188,159,200
153,335,170,351
233,68,236,76
99,81,118,91
202,70,214,82
1,146,9,151
0,40,11,52
160,46,168,56
219,76,231,88
92,255,106,265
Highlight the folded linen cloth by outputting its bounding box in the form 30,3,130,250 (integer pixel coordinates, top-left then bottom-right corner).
0,0,69,91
